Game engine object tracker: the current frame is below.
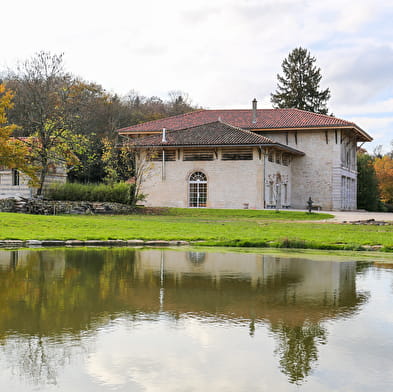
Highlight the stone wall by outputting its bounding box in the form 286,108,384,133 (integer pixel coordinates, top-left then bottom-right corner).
0,198,135,215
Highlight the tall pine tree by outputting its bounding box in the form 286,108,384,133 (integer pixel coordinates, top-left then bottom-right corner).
271,47,331,114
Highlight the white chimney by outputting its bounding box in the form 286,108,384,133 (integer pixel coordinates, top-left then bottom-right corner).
162,127,167,143
252,98,257,124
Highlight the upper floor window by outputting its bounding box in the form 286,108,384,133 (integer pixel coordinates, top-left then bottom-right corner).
149,150,176,161
183,149,214,161
282,154,290,166
221,148,253,160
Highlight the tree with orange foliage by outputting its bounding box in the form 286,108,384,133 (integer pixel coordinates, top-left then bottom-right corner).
374,155,393,204
0,83,37,182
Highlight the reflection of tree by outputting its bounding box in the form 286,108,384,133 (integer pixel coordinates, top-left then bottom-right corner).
271,321,327,385
0,249,148,336
1,335,87,386
0,248,145,386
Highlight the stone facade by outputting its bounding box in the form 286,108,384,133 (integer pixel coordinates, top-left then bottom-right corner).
138,128,361,210
141,146,294,209
119,107,372,211
0,165,66,199
259,129,358,210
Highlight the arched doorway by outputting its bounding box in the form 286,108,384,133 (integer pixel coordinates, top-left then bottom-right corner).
189,171,207,208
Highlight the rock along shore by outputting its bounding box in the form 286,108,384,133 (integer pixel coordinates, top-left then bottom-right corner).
0,239,190,249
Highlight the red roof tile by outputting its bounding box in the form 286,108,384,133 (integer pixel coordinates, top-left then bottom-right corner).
130,121,304,155
116,108,371,141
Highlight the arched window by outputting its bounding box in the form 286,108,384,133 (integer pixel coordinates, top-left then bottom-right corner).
189,171,207,208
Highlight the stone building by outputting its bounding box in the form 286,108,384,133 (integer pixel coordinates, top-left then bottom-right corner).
0,164,66,199
117,102,372,210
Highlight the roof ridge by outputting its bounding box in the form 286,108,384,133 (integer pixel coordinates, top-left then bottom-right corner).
116,109,206,132
218,119,277,144
290,108,355,125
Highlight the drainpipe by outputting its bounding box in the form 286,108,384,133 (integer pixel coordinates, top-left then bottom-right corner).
262,146,266,208
162,149,166,180
162,128,166,180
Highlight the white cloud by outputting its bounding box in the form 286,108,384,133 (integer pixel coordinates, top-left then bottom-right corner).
2,0,393,146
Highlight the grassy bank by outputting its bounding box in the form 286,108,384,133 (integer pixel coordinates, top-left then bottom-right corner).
1,208,393,251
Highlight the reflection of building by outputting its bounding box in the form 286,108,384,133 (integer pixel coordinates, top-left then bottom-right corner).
0,249,66,276
134,250,360,323
0,248,368,386
135,249,364,384
0,248,365,328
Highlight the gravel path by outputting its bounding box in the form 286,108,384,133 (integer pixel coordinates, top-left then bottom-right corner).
315,210,393,223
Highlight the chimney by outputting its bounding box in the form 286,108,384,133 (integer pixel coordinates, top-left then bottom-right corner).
162,128,167,143
252,98,257,124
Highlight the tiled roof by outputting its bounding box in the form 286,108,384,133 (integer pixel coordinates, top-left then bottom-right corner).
116,108,371,141
130,121,304,155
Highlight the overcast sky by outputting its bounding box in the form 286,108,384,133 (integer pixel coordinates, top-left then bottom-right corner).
2,0,393,151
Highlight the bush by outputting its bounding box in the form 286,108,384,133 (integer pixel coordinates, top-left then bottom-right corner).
47,182,135,205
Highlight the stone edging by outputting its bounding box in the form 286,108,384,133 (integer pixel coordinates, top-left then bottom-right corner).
0,239,190,249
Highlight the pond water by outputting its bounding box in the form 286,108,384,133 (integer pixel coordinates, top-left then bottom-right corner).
0,248,392,391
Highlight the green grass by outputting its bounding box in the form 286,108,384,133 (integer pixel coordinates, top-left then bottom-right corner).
1,208,393,251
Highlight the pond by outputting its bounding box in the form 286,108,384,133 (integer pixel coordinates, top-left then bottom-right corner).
0,248,392,391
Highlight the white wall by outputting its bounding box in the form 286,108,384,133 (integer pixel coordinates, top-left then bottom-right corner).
141,147,265,209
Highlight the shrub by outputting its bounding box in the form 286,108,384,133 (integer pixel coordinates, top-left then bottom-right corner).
47,182,135,204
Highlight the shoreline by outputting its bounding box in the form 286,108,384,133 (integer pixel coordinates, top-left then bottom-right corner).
0,238,389,253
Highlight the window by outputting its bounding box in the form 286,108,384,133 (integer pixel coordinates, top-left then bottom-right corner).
183,149,214,161
275,152,281,165
12,169,19,186
282,153,290,166
283,183,288,205
189,172,207,208
268,151,274,162
149,150,176,161
221,148,253,160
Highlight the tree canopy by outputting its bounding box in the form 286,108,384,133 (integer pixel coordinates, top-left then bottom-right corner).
271,47,331,114
357,151,380,211
0,83,37,181
374,155,393,204
3,52,199,185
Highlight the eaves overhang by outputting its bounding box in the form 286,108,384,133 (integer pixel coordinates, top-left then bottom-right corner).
130,143,305,156
247,125,373,142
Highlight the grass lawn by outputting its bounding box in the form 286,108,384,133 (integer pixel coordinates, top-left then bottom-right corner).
1,208,393,251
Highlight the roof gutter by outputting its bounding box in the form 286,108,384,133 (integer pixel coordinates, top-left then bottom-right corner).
132,143,304,156
249,125,372,142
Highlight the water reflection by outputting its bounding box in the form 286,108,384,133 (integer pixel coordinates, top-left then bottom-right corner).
0,248,369,388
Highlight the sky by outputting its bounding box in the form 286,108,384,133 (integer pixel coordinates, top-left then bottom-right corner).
2,0,393,152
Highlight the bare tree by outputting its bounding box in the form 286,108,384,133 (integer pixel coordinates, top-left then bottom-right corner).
5,52,87,194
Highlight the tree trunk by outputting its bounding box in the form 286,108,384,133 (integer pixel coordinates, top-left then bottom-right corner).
37,159,48,196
